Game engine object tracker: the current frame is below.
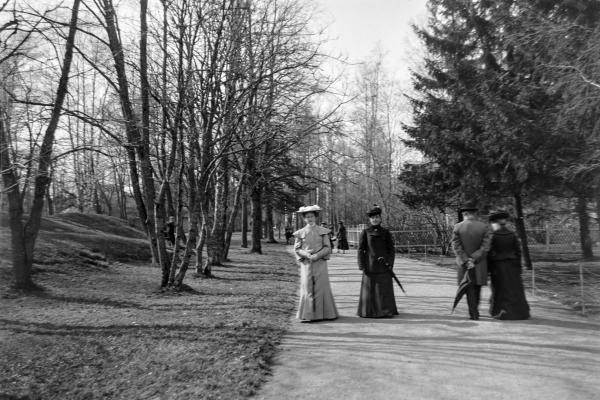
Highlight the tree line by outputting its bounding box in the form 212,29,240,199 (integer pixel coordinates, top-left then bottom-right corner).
399,0,600,263
0,0,337,289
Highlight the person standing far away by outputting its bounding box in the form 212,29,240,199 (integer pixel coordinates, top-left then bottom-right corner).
336,221,349,254
357,205,399,318
451,201,492,320
487,211,530,320
293,205,338,322
164,216,176,247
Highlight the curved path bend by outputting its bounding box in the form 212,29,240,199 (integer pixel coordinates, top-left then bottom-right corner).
256,251,600,400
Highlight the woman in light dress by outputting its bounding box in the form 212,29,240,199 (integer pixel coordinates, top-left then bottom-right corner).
293,205,338,321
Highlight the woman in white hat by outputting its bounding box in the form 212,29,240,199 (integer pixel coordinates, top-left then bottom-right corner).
293,205,338,321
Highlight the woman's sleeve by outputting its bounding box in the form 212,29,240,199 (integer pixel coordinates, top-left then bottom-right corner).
386,229,395,266
294,236,309,260
357,230,367,270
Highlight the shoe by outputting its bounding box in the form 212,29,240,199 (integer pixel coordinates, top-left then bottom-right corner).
469,316,479,320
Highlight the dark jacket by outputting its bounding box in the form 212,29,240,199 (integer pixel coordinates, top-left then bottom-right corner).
451,218,492,285
358,225,395,274
488,227,521,264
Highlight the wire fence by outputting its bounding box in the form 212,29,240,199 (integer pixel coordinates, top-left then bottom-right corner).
347,226,600,255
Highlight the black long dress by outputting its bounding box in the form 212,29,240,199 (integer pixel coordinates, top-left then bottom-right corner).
357,224,398,318
488,227,530,320
336,226,349,250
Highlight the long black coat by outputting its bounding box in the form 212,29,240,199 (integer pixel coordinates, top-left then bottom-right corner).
357,225,398,317
488,227,530,319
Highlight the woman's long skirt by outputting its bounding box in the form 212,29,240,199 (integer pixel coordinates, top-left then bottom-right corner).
357,273,398,318
489,260,530,320
338,238,349,251
297,259,338,321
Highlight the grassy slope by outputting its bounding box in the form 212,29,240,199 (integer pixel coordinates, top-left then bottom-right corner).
0,214,298,399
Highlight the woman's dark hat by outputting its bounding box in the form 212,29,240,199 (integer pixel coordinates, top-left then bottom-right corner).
367,204,382,217
459,201,479,212
489,211,510,222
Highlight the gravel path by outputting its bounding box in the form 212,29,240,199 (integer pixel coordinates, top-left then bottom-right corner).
256,251,600,400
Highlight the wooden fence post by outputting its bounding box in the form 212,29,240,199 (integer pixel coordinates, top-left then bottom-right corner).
579,262,587,315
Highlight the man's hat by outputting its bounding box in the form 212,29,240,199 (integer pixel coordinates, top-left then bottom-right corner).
367,204,382,217
459,201,479,212
489,211,510,222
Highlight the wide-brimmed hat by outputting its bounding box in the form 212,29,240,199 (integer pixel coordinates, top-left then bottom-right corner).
459,201,479,212
297,205,321,214
366,204,382,217
489,211,510,222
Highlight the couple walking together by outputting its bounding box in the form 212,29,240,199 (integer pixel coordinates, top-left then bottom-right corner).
453,202,530,321
292,204,398,321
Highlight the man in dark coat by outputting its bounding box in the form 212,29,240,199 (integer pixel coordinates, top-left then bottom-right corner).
451,202,492,320
357,205,398,318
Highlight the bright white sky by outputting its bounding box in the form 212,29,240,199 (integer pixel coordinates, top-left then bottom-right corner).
316,0,429,83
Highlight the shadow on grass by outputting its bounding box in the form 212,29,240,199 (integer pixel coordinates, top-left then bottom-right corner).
26,290,148,310
0,317,286,342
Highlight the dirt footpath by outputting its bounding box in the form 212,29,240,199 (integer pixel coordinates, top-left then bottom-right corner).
256,251,600,400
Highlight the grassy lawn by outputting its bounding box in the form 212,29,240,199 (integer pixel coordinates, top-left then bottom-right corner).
0,214,298,400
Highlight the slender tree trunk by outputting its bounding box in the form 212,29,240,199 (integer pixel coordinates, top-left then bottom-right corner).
46,185,54,216
207,159,229,265
513,192,532,270
576,196,594,259
195,220,207,274
1,114,32,288
250,183,262,254
595,186,600,231
265,188,276,243
241,189,249,248
224,177,245,260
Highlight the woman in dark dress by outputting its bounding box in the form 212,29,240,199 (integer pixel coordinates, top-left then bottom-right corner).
488,211,530,320
336,221,349,254
357,205,398,318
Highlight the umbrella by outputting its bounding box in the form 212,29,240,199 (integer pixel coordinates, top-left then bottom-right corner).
376,257,407,295
451,265,476,314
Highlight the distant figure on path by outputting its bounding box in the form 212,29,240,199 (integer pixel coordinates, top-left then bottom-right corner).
451,202,492,320
336,221,349,254
293,205,338,321
357,205,398,318
487,212,530,320
164,216,176,246
285,227,293,244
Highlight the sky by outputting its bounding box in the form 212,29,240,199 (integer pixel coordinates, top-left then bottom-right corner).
315,0,429,83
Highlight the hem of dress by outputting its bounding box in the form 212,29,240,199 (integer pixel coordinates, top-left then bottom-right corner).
298,316,338,322
357,312,399,318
